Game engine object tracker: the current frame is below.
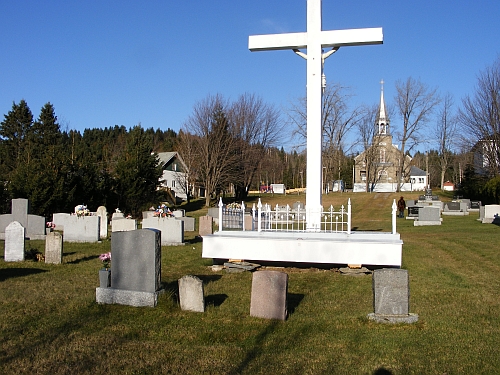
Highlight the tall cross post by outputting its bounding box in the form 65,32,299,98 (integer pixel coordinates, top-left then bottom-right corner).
249,0,383,231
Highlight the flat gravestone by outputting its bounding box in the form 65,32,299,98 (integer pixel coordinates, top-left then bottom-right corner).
368,268,418,324
45,231,63,264
178,275,205,312
250,270,288,320
96,228,163,307
5,221,25,262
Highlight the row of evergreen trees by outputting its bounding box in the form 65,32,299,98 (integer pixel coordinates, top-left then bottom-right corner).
0,100,177,218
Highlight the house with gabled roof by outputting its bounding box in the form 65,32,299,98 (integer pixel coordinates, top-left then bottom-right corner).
157,152,189,201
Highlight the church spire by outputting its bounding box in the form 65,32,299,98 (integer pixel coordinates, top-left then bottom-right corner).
376,79,389,135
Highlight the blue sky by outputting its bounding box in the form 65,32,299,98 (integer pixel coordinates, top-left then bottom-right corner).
1,1,499,150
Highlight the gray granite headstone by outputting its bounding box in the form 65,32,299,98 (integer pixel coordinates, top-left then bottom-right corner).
0,199,46,239
414,206,441,226
45,231,63,264
368,268,418,324
111,229,161,293
111,218,137,232
178,275,205,312
96,228,162,307
5,221,25,262
250,270,288,320
12,199,29,229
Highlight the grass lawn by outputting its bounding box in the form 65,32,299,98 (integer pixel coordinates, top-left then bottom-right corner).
1,192,499,374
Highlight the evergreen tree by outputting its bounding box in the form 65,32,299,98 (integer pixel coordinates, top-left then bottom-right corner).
115,125,163,216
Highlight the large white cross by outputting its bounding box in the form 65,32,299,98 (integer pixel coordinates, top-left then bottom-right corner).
249,0,383,230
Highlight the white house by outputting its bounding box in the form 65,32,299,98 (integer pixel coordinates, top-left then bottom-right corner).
157,152,189,201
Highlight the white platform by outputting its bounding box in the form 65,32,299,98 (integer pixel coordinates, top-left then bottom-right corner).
202,231,403,267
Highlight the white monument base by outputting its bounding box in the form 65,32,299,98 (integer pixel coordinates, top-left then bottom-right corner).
202,231,403,267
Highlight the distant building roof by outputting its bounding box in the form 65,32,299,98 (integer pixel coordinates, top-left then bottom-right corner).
410,166,426,176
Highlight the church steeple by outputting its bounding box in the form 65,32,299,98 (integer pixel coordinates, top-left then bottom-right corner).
376,80,389,136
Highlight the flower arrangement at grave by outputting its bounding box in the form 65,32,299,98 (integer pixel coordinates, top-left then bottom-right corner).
153,203,173,218
226,202,242,210
74,204,91,217
46,221,56,229
99,252,111,270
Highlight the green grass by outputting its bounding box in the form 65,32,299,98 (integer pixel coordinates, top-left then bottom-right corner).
1,193,500,374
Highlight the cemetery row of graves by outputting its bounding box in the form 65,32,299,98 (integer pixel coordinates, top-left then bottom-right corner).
1,192,499,373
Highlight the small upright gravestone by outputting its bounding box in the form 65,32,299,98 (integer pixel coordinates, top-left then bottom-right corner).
4,221,25,262
96,206,108,239
199,216,214,236
368,268,418,324
96,228,163,307
178,275,205,312
45,231,63,264
250,270,288,321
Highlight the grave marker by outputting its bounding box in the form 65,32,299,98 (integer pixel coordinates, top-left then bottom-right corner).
96,229,163,307
45,232,63,264
4,221,25,262
250,270,288,320
368,268,418,324
178,275,205,313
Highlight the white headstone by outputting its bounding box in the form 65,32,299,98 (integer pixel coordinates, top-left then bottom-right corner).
5,221,25,262
96,206,108,239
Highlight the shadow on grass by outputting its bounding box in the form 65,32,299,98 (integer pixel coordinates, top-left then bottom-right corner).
185,236,203,244
66,255,100,264
373,367,393,375
0,268,48,282
205,293,228,307
287,293,304,315
229,320,280,375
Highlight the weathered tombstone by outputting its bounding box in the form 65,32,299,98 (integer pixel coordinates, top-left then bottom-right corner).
368,268,418,324
207,207,219,225
444,202,461,211
45,231,63,264
244,214,253,231
96,206,108,239
178,275,205,312
250,270,288,320
414,206,441,226
63,215,100,242
4,221,25,262
111,218,137,232
96,229,163,307
142,216,184,245
199,216,214,236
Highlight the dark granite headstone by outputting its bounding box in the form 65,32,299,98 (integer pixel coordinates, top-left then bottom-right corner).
111,229,161,293
96,228,162,307
368,268,418,324
250,270,288,320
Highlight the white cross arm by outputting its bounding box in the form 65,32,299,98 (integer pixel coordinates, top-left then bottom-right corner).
249,27,383,52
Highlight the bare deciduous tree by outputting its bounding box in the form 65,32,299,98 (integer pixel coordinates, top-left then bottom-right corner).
289,83,361,186
394,77,440,191
435,93,457,188
182,94,239,207
229,93,283,200
459,57,500,177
